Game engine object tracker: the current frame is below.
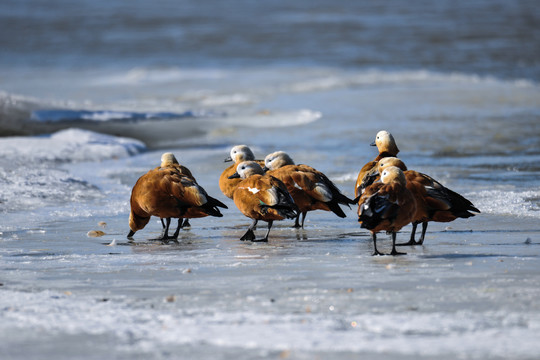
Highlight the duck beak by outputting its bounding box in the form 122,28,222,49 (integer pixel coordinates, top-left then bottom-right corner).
224,156,232,162
262,166,269,172
370,141,376,146
228,172,240,179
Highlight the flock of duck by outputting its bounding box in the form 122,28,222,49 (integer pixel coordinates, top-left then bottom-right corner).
128,130,480,256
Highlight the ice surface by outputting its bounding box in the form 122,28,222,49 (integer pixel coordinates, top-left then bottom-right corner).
1,66,539,359
1,212,540,360
0,129,145,216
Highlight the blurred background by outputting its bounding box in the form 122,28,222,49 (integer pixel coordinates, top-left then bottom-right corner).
1,0,539,78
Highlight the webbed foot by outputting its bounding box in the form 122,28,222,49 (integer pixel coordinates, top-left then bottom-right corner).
390,249,407,256
240,229,256,241
396,239,418,246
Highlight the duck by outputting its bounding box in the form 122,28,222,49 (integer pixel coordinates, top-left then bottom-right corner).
229,161,298,242
358,166,416,256
159,152,195,233
219,145,265,199
263,151,357,228
128,153,227,241
355,130,400,197
376,157,480,246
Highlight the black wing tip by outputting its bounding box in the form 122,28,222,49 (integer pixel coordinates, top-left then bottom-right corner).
327,201,347,218
208,196,228,209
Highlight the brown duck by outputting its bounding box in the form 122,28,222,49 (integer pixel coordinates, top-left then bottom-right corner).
128,153,227,241
263,151,357,228
358,166,417,256
229,161,298,242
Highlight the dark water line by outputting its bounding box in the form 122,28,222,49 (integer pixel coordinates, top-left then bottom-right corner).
0,0,539,81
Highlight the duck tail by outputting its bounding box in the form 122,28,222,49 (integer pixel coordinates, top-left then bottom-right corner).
201,196,228,217
261,203,298,220
207,195,228,209
327,200,347,218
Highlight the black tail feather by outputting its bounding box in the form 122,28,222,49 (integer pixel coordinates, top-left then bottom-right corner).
426,183,480,218
201,200,225,217
261,204,298,219
335,192,358,207
327,200,347,218
207,195,228,209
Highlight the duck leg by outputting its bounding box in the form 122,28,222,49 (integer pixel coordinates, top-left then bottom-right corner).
415,222,429,245
240,219,258,241
390,232,407,256
397,222,419,246
300,212,307,229
158,218,172,241
171,218,184,240
371,232,384,256
257,220,273,242
293,214,300,228
182,219,191,228
293,212,307,229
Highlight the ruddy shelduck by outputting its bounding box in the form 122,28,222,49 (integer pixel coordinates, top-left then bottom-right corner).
358,166,416,256
355,130,400,197
128,153,227,241
263,151,357,228
219,145,265,199
376,157,480,245
159,152,196,233
229,161,298,242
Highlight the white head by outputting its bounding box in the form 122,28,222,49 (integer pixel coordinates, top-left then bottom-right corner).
161,152,179,167
380,166,406,186
377,157,407,174
264,151,295,171
373,130,399,155
232,161,265,179
227,145,256,163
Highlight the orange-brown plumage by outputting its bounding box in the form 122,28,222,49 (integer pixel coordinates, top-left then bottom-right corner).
230,161,298,242
160,152,195,180
355,130,400,197
128,153,227,240
269,166,332,211
264,151,356,228
158,152,200,231
376,157,480,245
358,166,416,255
233,175,294,222
220,163,241,199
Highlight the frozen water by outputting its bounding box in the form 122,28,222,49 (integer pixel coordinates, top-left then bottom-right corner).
1,212,540,360
1,122,540,360
1,2,540,356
